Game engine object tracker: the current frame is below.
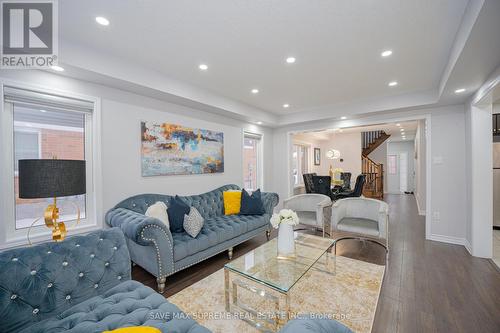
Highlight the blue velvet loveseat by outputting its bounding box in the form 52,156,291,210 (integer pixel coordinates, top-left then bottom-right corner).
0,228,210,333
0,228,353,333
105,185,279,292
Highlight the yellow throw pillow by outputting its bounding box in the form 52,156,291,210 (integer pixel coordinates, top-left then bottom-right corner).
223,190,242,215
103,327,161,333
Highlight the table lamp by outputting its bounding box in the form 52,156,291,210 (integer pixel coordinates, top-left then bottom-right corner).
18,159,86,243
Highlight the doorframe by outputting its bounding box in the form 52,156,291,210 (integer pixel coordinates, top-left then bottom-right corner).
467,67,500,258
286,112,433,240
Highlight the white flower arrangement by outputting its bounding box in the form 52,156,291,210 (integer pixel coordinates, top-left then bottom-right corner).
270,209,299,229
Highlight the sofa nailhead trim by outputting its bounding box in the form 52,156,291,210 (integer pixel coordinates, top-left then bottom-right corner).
140,224,173,279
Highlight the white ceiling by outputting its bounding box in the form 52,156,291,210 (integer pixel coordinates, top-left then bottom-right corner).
59,0,470,115
294,120,418,142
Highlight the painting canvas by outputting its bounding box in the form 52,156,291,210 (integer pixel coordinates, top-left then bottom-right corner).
141,121,224,176
314,148,321,165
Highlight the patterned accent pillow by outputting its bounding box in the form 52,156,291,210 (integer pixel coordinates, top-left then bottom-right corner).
183,207,204,238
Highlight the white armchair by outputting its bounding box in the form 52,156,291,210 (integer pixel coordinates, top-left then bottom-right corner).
283,194,332,237
331,197,389,255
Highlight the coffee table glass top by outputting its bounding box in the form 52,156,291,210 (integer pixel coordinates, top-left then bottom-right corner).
224,233,334,293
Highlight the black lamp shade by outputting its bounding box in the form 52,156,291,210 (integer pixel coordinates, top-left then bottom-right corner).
18,159,86,199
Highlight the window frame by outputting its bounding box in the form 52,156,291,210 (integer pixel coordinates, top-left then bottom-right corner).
242,131,263,191
0,80,102,249
13,127,42,175
292,143,310,186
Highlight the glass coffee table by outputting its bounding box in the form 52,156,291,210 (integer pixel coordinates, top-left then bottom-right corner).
224,233,335,332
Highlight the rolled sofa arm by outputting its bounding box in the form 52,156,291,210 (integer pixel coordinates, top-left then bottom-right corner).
261,192,280,215
105,208,175,277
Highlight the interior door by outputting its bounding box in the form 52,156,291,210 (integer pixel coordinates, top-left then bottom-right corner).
399,152,408,193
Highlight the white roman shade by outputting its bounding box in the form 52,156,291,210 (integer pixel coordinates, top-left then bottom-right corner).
3,86,94,113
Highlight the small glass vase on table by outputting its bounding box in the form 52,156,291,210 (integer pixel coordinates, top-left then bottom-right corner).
270,209,300,259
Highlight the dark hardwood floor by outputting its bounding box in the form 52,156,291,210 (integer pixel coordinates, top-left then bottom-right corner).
133,194,500,332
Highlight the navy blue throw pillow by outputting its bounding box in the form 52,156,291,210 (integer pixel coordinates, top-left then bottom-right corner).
239,189,265,215
168,195,190,233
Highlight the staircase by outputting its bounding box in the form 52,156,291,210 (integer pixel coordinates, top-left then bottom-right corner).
361,131,390,199
362,130,391,156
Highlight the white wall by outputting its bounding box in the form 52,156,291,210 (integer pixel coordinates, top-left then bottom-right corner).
292,131,361,183
0,70,274,224
386,141,415,194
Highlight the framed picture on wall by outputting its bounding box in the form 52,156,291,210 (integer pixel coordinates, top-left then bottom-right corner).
314,148,321,165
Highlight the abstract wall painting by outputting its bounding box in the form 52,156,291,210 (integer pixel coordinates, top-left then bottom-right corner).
141,121,224,176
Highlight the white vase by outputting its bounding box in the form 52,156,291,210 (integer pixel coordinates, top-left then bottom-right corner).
277,223,295,258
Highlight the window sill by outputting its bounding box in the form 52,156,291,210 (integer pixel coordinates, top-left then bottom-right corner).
0,222,103,250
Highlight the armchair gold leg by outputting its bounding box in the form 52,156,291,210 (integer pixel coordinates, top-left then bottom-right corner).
228,247,233,260
157,277,166,294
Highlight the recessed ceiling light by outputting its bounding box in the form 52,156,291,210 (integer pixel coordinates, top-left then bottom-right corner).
51,65,64,72
257,121,263,125
283,104,290,108
286,57,296,64
40,109,47,113
455,88,466,94
251,89,259,94
95,16,110,26
341,116,347,120
381,50,393,57
198,64,208,71
339,129,344,133
388,81,398,87
396,123,401,126
400,128,404,131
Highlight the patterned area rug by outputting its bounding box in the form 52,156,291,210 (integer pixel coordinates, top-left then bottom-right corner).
168,255,385,333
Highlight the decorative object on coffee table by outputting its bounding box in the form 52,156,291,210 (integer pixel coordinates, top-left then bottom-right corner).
271,209,299,258
18,159,86,244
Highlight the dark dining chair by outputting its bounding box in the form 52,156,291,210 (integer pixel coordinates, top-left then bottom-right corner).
340,172,352,191
303,173,317,193
332,174,366,201
312,175,333,199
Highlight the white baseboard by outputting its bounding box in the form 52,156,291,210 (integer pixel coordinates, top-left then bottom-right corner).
415,197,426,216
428,234,468,248
463,239,472,255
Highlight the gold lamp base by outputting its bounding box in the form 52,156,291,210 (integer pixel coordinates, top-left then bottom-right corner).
44,198,67,242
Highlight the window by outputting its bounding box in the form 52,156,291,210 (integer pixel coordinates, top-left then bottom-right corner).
14,130,40,172
292,144,309,185
13,106,87,229
1,85,98,245
243,133,262,190
388,155,397,175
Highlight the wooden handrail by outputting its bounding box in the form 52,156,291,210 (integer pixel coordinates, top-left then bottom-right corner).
362,155,384,199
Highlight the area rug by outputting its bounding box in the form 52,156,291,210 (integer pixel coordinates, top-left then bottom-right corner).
168,255,385,333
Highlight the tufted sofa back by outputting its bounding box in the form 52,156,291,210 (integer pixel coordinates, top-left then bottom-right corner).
113,184,240,220
0,228,131,333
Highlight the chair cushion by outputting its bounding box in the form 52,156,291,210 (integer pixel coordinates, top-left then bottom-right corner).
167,196,190,233
337,217,379,237
239,189,265,215
18,280,210,333
172,215,269,261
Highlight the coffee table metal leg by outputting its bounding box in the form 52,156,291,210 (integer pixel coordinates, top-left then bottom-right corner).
224,268,230,312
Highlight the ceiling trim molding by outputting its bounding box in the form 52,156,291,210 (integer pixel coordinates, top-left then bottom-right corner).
438,0,485,97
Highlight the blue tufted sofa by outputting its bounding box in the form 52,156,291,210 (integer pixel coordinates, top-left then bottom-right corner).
105,185,279,293
0,228,210,333
0,228,352,333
